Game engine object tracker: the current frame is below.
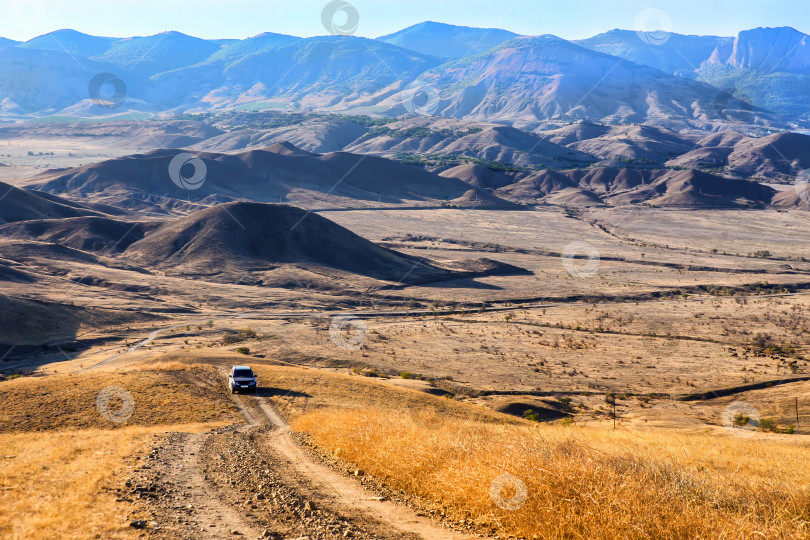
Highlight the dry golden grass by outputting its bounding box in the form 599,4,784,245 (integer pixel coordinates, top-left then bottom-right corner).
0,424,217,540
246,363,512,424
294,408,810,539
133,361,209,372
0,365,238,433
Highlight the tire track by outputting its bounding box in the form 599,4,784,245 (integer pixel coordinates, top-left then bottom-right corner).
225,387,479,540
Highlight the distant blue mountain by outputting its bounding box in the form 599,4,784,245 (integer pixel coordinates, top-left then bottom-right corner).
97,31,222,77
377,21,518,58
575,29,731,74
574,26,810,123
207,32,301,62
0,37,20,49
0,47,114,114
149,35,441,109
377,35,776,129
702,27,810,73
697,27,810,122
0,25,806,125
18,29,119,58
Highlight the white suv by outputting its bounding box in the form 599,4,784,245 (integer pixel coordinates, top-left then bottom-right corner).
228,365,258,394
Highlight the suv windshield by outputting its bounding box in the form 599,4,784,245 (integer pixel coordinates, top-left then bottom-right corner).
233,369,254,378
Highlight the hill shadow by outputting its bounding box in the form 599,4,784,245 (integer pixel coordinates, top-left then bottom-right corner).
256,387,312,399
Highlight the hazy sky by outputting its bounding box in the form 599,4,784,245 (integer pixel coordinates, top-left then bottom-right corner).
2,0,807,41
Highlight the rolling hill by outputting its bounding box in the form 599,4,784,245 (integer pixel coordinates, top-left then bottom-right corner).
0,201,527,286
121,202,458,282
344,117,597,168
666,131,810,180
0,181,102,224
27,143,487,210
494,167,777,207
0,216,153,253
0,120,226,150
537,121,695,165
194,115,370,153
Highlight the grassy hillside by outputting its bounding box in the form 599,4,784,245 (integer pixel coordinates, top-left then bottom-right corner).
295,408,810,538
0,363,240,539
0,425,211,539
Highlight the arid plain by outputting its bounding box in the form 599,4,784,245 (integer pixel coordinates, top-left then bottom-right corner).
2,125,810,540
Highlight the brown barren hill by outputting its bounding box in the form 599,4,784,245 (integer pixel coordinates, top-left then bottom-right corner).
439,164,515,189
638,169,777,207
667,131,810,179
496,167,776,207
29,143,477,208
450,188,523,209
121,201,500,283
0,181,101,224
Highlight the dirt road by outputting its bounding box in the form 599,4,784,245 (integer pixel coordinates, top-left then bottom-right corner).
127,376,480,540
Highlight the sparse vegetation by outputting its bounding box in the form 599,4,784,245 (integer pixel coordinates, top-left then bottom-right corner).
222,327,258,345
758,418,777,432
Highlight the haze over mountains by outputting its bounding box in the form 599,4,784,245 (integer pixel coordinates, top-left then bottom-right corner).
0,22,808,127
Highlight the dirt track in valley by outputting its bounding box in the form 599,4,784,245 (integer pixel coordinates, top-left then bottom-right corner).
126,372,480,540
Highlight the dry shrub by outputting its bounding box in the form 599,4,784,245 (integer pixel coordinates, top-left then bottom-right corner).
294,408,810,539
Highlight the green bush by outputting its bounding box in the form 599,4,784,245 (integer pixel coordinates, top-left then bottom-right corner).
523,409,540,422
733,412,750,426
235,347,251,355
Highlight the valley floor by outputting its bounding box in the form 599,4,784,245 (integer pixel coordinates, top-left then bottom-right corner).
3,201,810,539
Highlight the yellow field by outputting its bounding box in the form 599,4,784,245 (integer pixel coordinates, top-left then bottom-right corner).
0,362,239,539
0,424,210,539
295,408,810,539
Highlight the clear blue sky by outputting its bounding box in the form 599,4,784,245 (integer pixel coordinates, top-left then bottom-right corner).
2,0,807,41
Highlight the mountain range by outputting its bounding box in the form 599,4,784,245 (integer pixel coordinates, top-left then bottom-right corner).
575,26,810,123
0,22,808,127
